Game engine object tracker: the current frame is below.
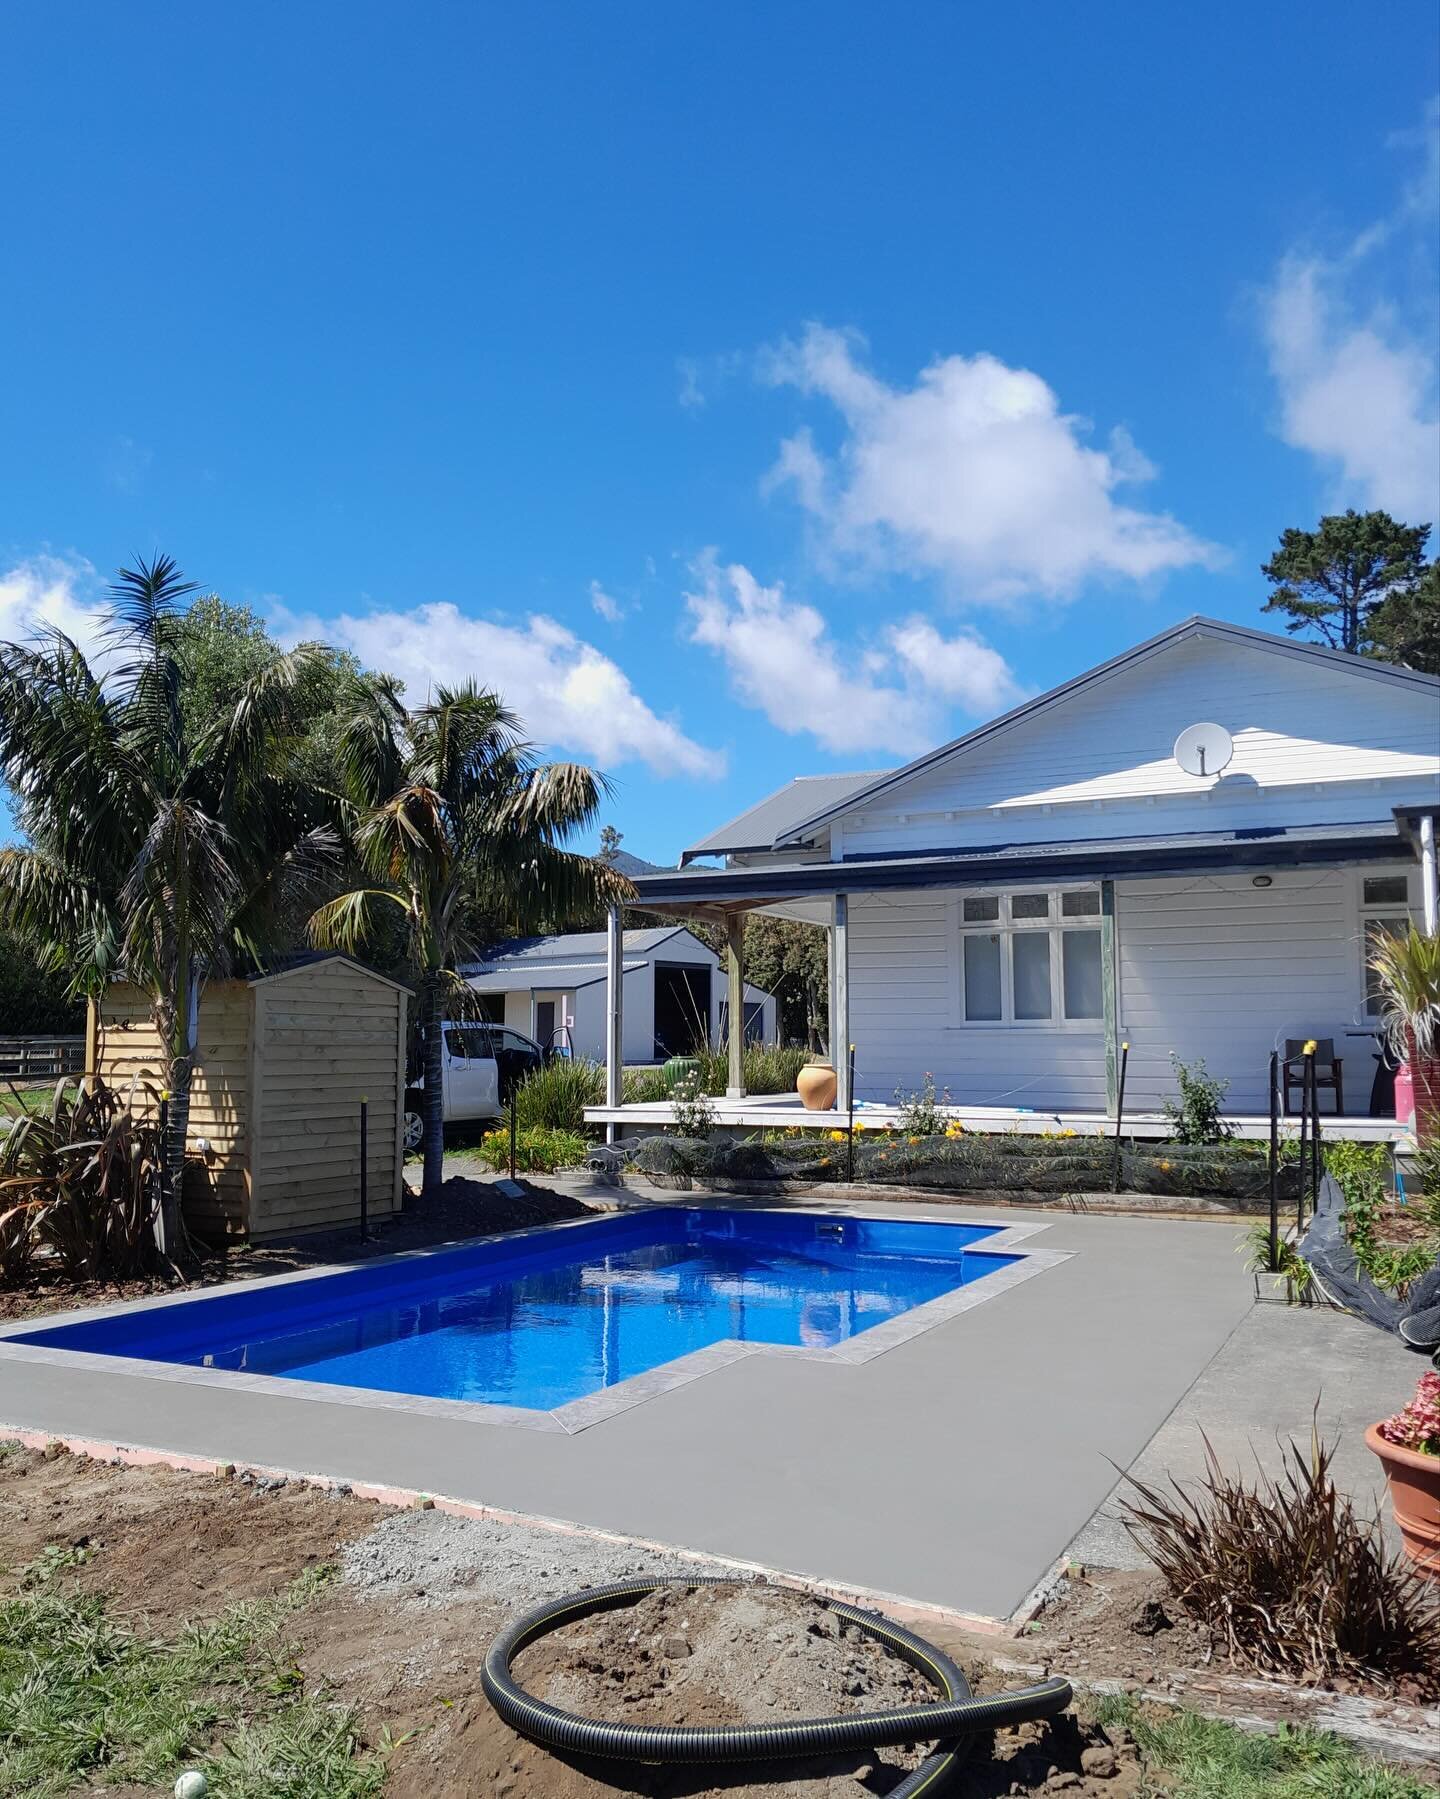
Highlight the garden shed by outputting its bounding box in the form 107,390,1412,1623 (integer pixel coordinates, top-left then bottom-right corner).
89,955,411,1242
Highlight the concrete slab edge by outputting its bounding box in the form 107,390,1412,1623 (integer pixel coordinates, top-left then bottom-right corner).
0,1419,1016,1640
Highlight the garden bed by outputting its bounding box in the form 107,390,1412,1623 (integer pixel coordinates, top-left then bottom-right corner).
624,1131,1299,1208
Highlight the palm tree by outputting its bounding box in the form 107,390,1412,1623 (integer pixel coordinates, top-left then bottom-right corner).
0,555,340,1252
310,680,634,1195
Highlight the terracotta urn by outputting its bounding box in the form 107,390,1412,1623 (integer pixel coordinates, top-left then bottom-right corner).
1366,1423,1440,1577
796,1060,838,1112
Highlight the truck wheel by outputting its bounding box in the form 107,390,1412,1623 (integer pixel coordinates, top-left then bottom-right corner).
403,1109,424,1153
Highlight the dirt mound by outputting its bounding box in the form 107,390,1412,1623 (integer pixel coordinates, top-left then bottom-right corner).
526,1583,935,1730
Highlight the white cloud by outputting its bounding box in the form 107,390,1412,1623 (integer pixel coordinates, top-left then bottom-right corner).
0,554,110,660
676,357,706,411
589,579,624,624
1262,259,1438,521
276,599,724,780
759,325,1220,600
683,553,1023,757
1260,104,1440,524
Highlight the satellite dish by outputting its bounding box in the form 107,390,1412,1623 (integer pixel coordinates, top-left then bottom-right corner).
1174,722,1233,779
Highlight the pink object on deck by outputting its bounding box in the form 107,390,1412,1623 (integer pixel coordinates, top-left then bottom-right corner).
1394,1062,1415,1130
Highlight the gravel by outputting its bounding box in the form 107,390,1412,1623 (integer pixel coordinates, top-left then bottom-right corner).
341,1507,744,1612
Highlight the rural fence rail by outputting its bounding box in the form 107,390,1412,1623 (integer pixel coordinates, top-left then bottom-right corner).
0,1035,86,1081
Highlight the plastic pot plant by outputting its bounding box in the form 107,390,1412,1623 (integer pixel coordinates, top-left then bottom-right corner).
1367,1371,1440,1577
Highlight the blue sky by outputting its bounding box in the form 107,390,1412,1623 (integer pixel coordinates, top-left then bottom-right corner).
2,3,1437,864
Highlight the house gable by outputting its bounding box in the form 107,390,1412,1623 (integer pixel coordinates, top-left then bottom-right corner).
820,627,1439,860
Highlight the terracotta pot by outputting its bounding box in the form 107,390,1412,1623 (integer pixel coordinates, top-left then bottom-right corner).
796,1060,837,1112
1366,1423,1440,1577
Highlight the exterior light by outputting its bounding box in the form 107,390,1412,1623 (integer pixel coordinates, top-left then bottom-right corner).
1251,875,1273,888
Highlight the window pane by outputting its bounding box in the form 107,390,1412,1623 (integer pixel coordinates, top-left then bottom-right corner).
1363,875,1409,907
1012,932,1052,1018
963,895,999,923
1061,890,1100,917
1011,893,1050,920
963,933,1003,1020
1063,930,1104,1019
1364,917,1407,1016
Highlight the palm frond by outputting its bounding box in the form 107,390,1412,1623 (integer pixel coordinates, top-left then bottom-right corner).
104,555,198,788
490,759,611,839
309,887,408,957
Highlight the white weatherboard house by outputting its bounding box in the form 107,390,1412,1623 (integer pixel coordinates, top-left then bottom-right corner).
587,618,1440,1138
461,928,776,1064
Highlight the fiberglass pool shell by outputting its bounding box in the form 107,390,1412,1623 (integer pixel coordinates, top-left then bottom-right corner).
10,1208,1021,1416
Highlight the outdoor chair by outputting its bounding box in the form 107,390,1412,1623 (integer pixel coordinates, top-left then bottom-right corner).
1282,1038,1343,1116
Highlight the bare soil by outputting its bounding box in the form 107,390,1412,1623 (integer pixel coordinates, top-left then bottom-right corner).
0,1444,1147,1797
0,1175,601,1323
1030,1562,1440,1708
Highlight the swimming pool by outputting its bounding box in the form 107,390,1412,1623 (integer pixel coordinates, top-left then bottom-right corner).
11,1208,1022,1417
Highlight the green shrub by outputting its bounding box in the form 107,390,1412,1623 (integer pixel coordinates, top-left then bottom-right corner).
686,1042,808,1097
622,1065,671,1105
511,1057,604,1133
1162,1053,1232,1144
475,1124,588,1174
893,1073,949,1136
1327,1139,1436,1294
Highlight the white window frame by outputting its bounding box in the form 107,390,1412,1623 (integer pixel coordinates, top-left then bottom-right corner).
957,885,1105,1029
1356,869,1417,1022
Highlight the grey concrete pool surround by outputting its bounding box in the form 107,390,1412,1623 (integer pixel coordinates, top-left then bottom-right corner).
0,1211,1060,1435
0,1199,1327,1621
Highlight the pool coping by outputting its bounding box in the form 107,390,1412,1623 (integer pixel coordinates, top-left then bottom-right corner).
0,1205,1067,1435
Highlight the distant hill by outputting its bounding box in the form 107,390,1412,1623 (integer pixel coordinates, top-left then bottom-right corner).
608,849,668,876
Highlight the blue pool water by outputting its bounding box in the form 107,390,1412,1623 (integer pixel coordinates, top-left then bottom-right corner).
14,1209,1015,1411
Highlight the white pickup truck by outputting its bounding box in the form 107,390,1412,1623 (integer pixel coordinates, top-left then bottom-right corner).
402,1022,546,1151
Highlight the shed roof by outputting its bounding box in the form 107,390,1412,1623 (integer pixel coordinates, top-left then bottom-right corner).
246,952,412,996
464,927,690,973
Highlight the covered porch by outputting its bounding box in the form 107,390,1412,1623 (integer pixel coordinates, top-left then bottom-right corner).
585,811,1439,1144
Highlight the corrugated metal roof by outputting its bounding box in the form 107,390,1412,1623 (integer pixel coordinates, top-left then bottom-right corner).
464,961,648,993
461,927,684,975
681,771,890,865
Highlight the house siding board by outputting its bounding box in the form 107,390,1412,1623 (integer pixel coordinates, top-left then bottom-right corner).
844,892,1107,1110
1112,866,1398,1115
836,639,1440,857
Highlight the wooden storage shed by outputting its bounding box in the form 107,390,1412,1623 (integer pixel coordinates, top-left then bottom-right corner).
90,955,411,1241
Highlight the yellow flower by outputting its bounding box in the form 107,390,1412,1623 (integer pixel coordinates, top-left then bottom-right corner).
829,1129,846,1143
853,1119,866,1133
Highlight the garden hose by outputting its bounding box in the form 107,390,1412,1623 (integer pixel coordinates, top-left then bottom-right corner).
481,1576,1073,1798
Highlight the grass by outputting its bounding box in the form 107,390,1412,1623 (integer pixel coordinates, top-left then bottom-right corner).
0,1561,386,1798
1091,1694,1436,1798
0,1084,52,1119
